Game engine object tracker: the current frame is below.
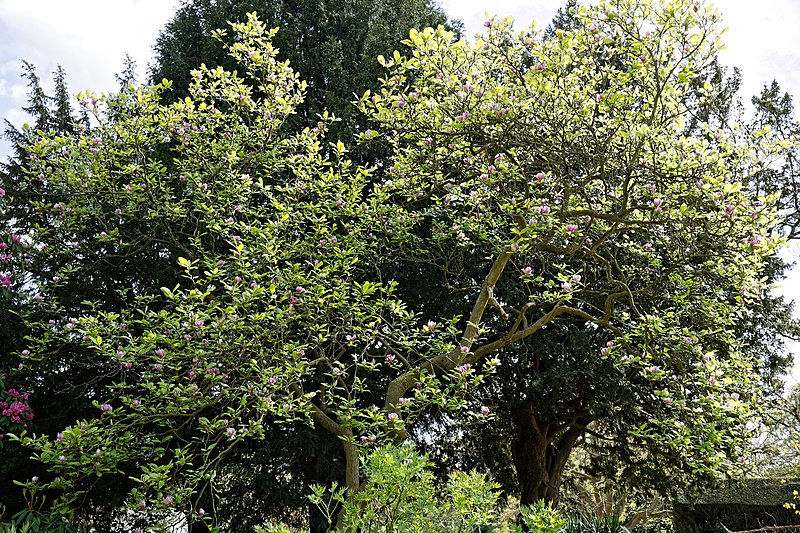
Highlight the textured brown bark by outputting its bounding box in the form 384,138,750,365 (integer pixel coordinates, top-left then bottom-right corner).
511,403,592,508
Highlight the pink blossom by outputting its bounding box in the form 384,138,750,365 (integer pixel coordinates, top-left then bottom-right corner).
100,403,112,413
522,266,533,276
155,348,165,357
398,397,411,404
387,412,399,420
748,235,763,248
0,188,5,197
561,282,572,291
535,172,545,183
480,406,490,415
484,20,492,28
565,224,579,233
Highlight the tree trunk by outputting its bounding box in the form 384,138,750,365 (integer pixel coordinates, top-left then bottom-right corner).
511,403,592,507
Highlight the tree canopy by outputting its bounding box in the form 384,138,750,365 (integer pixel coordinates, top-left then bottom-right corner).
1,0,796,530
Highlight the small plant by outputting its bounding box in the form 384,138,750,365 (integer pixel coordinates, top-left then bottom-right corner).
564,513,626,533
310,443,500,532
515,500,568,533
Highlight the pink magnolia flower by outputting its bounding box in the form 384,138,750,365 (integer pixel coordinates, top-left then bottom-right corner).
535,172,545,183
0,188,5,197
565,224,579,233
561,282,572,291
387,412,399,420
522,266,533,276
748,235,763,248
480,406,490,415
100,404,112,413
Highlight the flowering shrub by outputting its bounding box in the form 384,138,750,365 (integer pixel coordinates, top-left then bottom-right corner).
0,383,33,446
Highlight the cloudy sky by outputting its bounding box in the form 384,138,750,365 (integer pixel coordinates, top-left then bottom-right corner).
1,0,799,372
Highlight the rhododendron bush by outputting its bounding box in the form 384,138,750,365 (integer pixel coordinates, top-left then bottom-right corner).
6,0,790,528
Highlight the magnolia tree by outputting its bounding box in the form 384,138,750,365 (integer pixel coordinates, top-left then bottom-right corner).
357,0,787,505
7,0,789,529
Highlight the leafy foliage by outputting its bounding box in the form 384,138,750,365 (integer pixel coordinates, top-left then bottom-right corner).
1,0,793,530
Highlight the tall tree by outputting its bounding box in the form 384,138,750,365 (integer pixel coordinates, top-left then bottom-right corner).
12,2,790,530
411,5,799,510
146,2,463,529
149,0,461,153
358,0,793,507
